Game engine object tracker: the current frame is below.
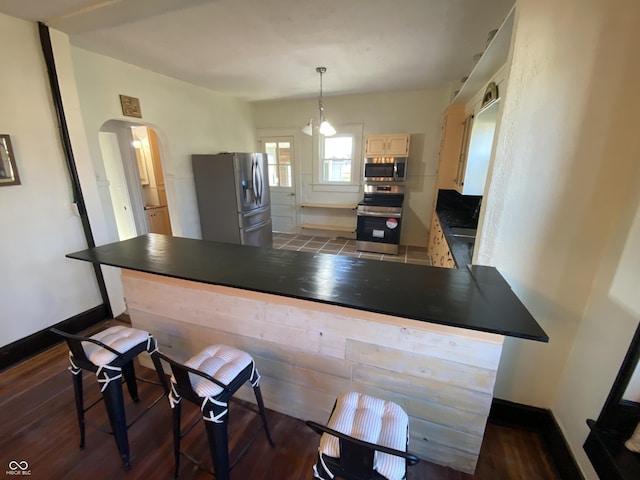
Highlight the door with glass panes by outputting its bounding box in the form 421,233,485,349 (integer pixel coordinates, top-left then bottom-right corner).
260,136,297,233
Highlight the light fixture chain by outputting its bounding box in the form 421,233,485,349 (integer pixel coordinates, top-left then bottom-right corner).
318,67,325,122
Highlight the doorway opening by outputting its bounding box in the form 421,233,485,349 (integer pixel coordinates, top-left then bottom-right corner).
259,135,297,233
99,120,172,240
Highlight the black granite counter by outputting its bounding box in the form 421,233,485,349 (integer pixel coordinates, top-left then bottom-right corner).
435,189,481,268
437,211,476,268
67,234,548,342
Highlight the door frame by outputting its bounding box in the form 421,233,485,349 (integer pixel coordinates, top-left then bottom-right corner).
99,120,172,238
258,129,301,233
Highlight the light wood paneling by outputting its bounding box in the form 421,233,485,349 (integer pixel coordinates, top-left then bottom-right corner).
351,372,490,436
123,270,504,474
348,340,498,394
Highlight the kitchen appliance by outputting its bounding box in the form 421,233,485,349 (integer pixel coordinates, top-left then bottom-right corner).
192,152,272,247
362,157,407,184
356,168,407,255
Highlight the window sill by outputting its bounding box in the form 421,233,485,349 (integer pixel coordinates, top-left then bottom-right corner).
311,183,361,193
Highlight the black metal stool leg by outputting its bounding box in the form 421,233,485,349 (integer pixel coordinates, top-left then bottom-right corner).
121,361,139,403
70,368,86,449
99,369,131,469
252,384,275,447
203,410,230,480
150,351,171,395
172,401,181,479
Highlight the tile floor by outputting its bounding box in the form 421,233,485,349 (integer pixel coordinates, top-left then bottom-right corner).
273,232,432,266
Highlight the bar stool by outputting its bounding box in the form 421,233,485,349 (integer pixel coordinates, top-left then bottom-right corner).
51,325,169,469
306,392,420,480
156,345,275,480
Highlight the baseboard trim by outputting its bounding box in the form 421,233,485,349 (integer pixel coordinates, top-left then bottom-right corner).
0,304,109,371
489,398,584,480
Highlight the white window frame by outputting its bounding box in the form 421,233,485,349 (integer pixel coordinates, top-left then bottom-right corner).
262,137,294,189
312,123,363,192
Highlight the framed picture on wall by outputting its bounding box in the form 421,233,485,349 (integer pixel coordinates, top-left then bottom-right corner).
0,134,20,186
119,94,142,118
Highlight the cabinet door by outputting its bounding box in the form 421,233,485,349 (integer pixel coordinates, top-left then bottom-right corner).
145,209,156,232
365,135,387,156
428,214,442,264
146,207,172,235
455,114,474,190
386,134,410,156
148,128,164,186
154,207,172,235
436,105,465,190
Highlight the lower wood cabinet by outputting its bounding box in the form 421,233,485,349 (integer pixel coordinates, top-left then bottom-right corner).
146,206,172,235
428,214,456,269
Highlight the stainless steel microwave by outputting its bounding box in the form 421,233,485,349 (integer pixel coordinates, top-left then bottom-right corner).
363,157,407,183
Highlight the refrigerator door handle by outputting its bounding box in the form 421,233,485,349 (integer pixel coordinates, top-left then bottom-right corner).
253,159,262,205
257,162,262,201
243,218,271,233
241,205,270,219
251,160,257,205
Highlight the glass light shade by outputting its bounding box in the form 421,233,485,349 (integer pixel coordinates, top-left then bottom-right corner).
319,120,336,136
301,119,313,136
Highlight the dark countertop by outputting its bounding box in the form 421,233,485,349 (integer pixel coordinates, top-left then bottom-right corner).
437,210,476,268
435,190,481,268
67,234,548,342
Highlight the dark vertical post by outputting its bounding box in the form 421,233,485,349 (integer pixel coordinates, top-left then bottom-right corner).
37,22,112,318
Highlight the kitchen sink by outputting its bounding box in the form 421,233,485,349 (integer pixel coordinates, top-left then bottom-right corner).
450,226,477,238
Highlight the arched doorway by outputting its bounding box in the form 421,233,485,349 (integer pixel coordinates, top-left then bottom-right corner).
99,120,172,240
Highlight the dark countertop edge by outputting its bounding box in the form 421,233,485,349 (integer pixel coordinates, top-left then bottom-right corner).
69,251,548,342
66,236,549,343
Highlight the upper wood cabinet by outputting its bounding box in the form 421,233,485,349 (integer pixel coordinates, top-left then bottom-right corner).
455,113,474,192
436,105,466,190
365,134,410,157
147,128,164,187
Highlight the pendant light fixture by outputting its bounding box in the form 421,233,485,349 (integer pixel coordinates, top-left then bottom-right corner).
302,67,335,136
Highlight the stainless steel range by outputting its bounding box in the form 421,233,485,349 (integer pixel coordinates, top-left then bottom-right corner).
356,182,405,255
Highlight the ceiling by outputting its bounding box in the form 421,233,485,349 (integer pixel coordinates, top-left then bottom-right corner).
0,0,515,102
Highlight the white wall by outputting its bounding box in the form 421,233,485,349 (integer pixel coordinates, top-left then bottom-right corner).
71,47,257,242
69,47,258,315
252,89,448,246
476,0,640,476
0,15,104,346
557,165,640,478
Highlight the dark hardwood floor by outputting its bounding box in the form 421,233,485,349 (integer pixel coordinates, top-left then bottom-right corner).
0,320,561,479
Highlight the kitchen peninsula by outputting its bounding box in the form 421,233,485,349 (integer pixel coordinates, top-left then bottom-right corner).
67,234,547,474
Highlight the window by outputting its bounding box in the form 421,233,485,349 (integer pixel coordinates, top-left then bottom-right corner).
321,134,354,183
312,123,363,191
264,140,292,187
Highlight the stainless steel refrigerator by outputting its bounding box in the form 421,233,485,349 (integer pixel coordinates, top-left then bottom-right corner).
192,153,272,247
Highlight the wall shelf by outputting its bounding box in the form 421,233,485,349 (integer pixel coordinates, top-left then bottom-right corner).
300,223,356,233
300,203,357,235
451,5,515,106
300,203,357,210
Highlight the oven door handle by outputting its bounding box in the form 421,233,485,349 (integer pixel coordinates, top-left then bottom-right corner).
357,211,402,218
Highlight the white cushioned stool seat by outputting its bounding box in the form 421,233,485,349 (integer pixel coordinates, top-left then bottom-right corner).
82,326,152,366
156,344,274,480
50,325,168,470
319,392,409,480
184,345,254,397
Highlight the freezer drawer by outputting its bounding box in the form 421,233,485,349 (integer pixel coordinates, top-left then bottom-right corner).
238,205,271,229
240,218,273,247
